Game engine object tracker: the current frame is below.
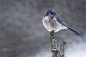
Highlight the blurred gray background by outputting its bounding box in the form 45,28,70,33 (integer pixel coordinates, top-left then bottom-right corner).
0,0,86,57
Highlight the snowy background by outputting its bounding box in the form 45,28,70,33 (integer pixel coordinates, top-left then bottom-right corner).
0,0,86,57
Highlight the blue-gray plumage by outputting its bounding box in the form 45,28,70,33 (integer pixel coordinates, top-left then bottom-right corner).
42,9,80,35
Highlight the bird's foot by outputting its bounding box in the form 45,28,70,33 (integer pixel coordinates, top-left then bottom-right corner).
50,30,54,35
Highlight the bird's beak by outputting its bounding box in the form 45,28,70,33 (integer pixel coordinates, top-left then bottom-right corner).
49,13,53,22
49,13,52,17
48,14,51,21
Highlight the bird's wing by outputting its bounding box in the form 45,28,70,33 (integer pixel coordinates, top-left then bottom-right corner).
55,14,66,25
55,14,80,35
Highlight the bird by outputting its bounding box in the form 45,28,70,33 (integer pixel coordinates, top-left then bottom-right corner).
42,8,80,35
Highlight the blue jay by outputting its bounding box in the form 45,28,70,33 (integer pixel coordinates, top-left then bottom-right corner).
42,9,80,35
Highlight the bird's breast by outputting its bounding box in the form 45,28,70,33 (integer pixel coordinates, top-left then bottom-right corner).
42,16,68,32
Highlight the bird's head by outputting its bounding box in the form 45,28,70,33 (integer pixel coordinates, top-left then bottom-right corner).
44,9,56,20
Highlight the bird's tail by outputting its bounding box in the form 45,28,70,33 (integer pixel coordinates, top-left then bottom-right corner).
63,25,80,35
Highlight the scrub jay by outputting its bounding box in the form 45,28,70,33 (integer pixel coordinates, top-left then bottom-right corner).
42,9,80,35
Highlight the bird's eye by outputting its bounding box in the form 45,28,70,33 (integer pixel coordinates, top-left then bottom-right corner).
51,12,54,15
46,13,49,15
